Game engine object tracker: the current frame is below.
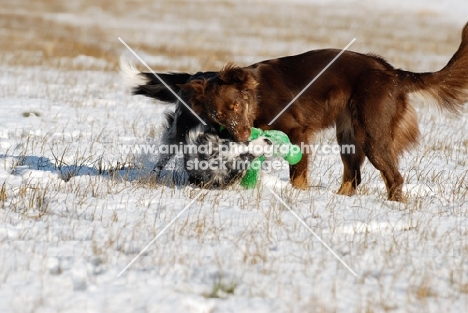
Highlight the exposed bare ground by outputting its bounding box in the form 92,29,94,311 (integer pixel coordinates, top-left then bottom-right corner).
1,0,463,72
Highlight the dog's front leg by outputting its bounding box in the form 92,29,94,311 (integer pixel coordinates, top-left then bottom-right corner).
153,153,173,174
287,129,310,189
152,129,178,181
289,156,309,189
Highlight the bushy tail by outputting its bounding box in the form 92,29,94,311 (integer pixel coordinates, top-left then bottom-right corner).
401,21,468,113
119,56,192,103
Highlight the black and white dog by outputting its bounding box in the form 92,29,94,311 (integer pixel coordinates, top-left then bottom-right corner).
121,59,269,187
183,123,270,187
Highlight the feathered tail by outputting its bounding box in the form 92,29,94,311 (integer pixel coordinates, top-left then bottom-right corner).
400,21,468,113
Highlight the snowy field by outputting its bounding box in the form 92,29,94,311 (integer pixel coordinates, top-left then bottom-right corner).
1,0,468,312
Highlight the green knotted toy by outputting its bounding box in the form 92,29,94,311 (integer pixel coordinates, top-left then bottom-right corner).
240,128,302,189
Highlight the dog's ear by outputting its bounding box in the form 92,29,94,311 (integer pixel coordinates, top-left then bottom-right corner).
219,63,258,91
177,79,207,115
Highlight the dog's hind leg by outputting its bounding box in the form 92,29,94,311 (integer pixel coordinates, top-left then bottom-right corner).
357,120,404,201
366,149,403,201
362,93,419,201
336,108,365,196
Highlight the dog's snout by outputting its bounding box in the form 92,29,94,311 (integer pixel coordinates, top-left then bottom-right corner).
235,128,251,142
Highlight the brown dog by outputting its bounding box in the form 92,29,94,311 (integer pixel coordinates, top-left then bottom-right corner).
178,23,468,201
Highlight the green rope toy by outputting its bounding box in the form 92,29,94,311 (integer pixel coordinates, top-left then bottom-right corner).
240,127,302,189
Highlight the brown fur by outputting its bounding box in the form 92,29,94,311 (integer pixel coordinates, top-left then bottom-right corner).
179,22,468,201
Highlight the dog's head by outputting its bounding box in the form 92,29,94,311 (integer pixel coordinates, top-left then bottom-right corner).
179,63,258,142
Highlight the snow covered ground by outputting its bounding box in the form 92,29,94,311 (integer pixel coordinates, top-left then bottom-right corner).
1,0,468,312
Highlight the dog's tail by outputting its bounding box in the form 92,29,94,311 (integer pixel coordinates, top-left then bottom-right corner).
119,56,192,103
400,21,468,113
